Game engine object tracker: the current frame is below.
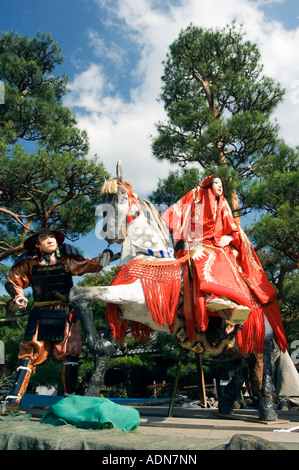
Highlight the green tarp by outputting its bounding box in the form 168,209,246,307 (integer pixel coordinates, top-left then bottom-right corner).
40,396,140,432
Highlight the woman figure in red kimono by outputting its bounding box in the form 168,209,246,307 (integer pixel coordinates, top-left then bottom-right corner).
162,174,288,356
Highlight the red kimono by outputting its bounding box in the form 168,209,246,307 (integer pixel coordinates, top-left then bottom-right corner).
162,175,288,354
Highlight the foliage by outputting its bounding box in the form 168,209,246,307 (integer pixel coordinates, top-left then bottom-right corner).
78,267,118,287
240,141,299,326
0,29,111,393
151,22,284,214
153,22,284,171
149,166,240,208
108,354,156,372
0,368,14,392
166,359,197,386
241,142,298,262
149,167,202,207
0,31,109,263
29,356,64,395
102,384,128,399
77,267,118,331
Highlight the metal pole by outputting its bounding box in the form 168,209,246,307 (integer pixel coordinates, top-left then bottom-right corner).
195,353,207,407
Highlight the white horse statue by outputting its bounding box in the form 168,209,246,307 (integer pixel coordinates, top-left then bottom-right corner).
70,162,299,420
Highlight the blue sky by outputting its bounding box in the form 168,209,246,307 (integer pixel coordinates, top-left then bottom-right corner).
1,0,299,269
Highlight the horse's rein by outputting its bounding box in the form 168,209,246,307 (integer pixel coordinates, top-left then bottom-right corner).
116,180,142,225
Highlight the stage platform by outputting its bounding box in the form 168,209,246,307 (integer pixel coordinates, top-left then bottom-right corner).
0,395,298,450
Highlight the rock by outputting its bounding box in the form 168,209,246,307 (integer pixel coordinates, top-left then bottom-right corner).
225,434,282,450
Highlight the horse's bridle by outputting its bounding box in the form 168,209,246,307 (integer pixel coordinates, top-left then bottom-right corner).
116,180,142,225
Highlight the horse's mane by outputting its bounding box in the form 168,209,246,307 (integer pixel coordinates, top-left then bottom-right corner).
100,178,133,195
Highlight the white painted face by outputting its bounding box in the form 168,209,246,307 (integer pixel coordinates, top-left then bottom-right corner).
212,178,223,197
36,232,58,253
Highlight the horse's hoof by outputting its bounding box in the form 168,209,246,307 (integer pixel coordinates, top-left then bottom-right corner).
259,397,278,421
259,408,278,421
218,397,235,415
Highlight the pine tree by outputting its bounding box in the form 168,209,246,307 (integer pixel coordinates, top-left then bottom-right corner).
0,31,109,262
152,23,284,217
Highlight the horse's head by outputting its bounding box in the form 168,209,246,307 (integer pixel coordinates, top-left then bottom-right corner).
100,176,141,244
99,161,171,259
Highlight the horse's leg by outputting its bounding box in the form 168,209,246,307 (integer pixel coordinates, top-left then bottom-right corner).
84,327,116,396
85,356,110,396
70,282,146,305
249,353,263,408
218,355,254,414
258,319,278,421
70,287,116,356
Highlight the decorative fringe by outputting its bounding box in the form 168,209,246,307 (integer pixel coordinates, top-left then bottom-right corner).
130,322,152,342
105,256,189,342
236,305,265,355
236,297,288,355
141,276,180,328
105,303,128,343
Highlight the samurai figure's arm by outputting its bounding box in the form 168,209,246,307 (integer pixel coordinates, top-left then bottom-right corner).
5,259,32,309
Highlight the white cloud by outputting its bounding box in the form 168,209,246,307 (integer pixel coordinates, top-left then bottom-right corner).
65,0,299,196
86,28,129,71
255,0,284,4
65,64,107,112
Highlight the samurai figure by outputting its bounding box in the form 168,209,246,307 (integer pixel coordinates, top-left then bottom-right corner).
3,228,115,412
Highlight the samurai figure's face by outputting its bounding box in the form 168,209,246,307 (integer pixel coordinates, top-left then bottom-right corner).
36,231,58,254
